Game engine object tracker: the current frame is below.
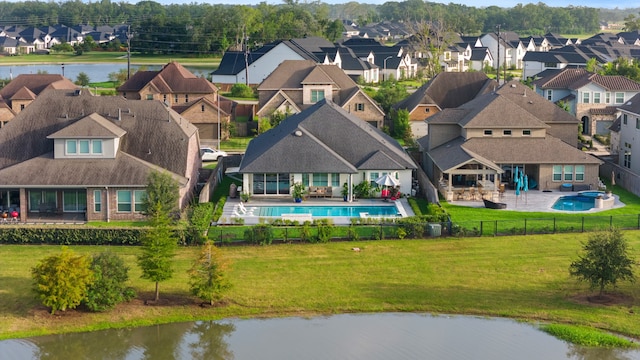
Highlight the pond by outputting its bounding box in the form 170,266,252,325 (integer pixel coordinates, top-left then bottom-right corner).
0,63,215,83
1,313,638,359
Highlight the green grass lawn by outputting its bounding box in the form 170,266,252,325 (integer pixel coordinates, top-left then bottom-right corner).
1,232,640,340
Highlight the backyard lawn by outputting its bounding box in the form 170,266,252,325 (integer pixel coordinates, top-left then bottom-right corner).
1,232,640,340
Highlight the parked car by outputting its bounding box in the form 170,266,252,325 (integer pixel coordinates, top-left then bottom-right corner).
200,147,227,161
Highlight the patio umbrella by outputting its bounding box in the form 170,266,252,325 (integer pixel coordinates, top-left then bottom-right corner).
524,175,529,204
375,174,399,199
611,170,616,186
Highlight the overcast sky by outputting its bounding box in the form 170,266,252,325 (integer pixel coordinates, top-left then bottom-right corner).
145,0,638,9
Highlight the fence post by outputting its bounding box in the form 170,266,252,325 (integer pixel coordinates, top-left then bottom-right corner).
524,219,527,235
553,218,556,233
581,217,584,232
494,220,497,236
480,221,483,236
610,215,613,229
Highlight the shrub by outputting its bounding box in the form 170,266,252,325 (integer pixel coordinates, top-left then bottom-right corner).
314,219,334,243
229,83,255,98
244,224,273,245
83,252,135,312
32,247,94,314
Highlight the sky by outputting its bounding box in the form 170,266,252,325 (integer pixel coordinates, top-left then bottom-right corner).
144,0,639,9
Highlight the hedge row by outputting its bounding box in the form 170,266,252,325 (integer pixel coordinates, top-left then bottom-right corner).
0,228,147,245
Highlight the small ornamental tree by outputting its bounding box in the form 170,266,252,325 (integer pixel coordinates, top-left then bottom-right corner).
31,247,94,314
83,251,135,312
76,72,90,86
138,204,177,302
188,241,232,305
569,228,636,296
142,171,180,220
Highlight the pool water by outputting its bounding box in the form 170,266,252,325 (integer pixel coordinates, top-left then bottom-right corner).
551,191,605,211
254,205,400,217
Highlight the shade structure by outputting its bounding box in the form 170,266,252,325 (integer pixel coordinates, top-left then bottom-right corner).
375,174,399,187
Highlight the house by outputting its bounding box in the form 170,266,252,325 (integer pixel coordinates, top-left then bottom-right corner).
418,80,602,201
117,62,230,140
392,72,497,138
0,89,201,222
341,38,417,80
532,68,640,135
614,93,640,174
0,74,78,126
480,31,519,71
239,99,417,199
256,60,385,128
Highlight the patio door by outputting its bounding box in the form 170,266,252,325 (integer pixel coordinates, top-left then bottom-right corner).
63,190,87,212
252,173,290,195
28,190,57,212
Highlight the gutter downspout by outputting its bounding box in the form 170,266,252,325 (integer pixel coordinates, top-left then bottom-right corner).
105,186,110,222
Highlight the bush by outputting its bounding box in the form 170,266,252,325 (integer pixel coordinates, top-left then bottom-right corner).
83,251,135,312
314,219,334,243
244,224,274,245
229,83,255,98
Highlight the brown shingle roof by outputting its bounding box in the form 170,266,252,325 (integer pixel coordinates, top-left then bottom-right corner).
47,112,127,138
534,68,640,91
117,62,218,94
0,90,198,185
0,74,77,99
496,80,578,124
257,60,357,92
10,86,36,100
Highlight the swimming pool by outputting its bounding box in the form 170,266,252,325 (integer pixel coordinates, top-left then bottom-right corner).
254,205,400,217
551,191,606,211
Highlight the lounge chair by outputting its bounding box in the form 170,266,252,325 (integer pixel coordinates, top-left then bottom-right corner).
483,198,507,209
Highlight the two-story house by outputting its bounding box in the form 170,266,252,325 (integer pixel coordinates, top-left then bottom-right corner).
256,60,385,128
117,62,230,140
418,81,602,202
0,89,201,222
614,94,640,175
533,68,640,135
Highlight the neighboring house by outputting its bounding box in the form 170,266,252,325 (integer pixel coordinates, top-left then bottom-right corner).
609,117,621,157
418,80,602,202
392,72,497,138
615,93,640,174
0,89,201,222
468,47,493,71
533,68,640,135
256,60,385,128
0,74,78,126
341,38,417,80
480,31,516,71
239,99,417,199
117,62,230,140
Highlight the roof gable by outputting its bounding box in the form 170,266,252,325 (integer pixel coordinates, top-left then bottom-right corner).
47,112,127,138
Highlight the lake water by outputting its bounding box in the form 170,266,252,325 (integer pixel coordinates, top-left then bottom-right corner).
1,313,638,359
0,63,215,83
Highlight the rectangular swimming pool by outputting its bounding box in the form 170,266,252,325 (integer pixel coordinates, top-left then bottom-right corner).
254,205,400,217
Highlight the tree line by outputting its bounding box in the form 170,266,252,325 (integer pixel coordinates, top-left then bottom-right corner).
0,0,604,56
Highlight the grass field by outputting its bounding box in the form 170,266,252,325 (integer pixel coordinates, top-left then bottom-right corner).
1,232,640,340
0,52,220,66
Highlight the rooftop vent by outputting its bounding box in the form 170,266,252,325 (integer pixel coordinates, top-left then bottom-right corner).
74,89,81,96
294,130,302,137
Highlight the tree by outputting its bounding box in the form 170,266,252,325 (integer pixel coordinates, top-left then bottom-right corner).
83,251,135,312
142,171,180,220
137,205,177,302
75,72,90,86
373,80,409,113
188,241,232,305
390,108,412,141
31,247,94,314
569,228,636,296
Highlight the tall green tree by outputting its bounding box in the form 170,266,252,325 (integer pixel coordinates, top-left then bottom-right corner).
569,228,636,296
142,171,180,220
373,80,409,113
31,247,94,314
188,241,232,306
137,204,177,302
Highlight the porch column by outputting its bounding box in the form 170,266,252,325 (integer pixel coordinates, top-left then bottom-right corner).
348,174,353,202
445,172,454,202
19,188,27,222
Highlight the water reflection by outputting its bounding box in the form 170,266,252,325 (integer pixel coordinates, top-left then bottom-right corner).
1,313,639,360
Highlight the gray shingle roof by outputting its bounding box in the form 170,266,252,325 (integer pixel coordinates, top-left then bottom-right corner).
239,99,416,174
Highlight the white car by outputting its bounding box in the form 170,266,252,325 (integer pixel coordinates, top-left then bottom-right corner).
200,147,227,162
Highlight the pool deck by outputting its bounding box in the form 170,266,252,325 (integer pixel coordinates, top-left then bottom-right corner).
218,197,415,225
452,189,625,213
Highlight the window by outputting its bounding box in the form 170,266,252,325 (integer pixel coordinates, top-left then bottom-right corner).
546,90,552,100
302,173,309,186
522,129,531,136
134,190,146,212
20,104,25,110
312,173,328,186
163,94,167,103
483,129,493,136
503,130,512,136
79,140,90,154
123,92,127,98
201,104,205,112
355,103,364,111
369,172,380,186
582,92,590,103
94,190,101,212
311,90,325,103
615,92,624,104
593,93,601,104
624,151,631,168
174,94,179,103
564,165,573,181
552,165,562,181
605,92,611,103
92,140,102,154
425,108,430,113
116,190,131,212
63,190,86,212
146,94,153,100
331,173,340,187
637,118,640,130
185,94,189,103
575,165,585,181
66,140,77,154
623,114,628,125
